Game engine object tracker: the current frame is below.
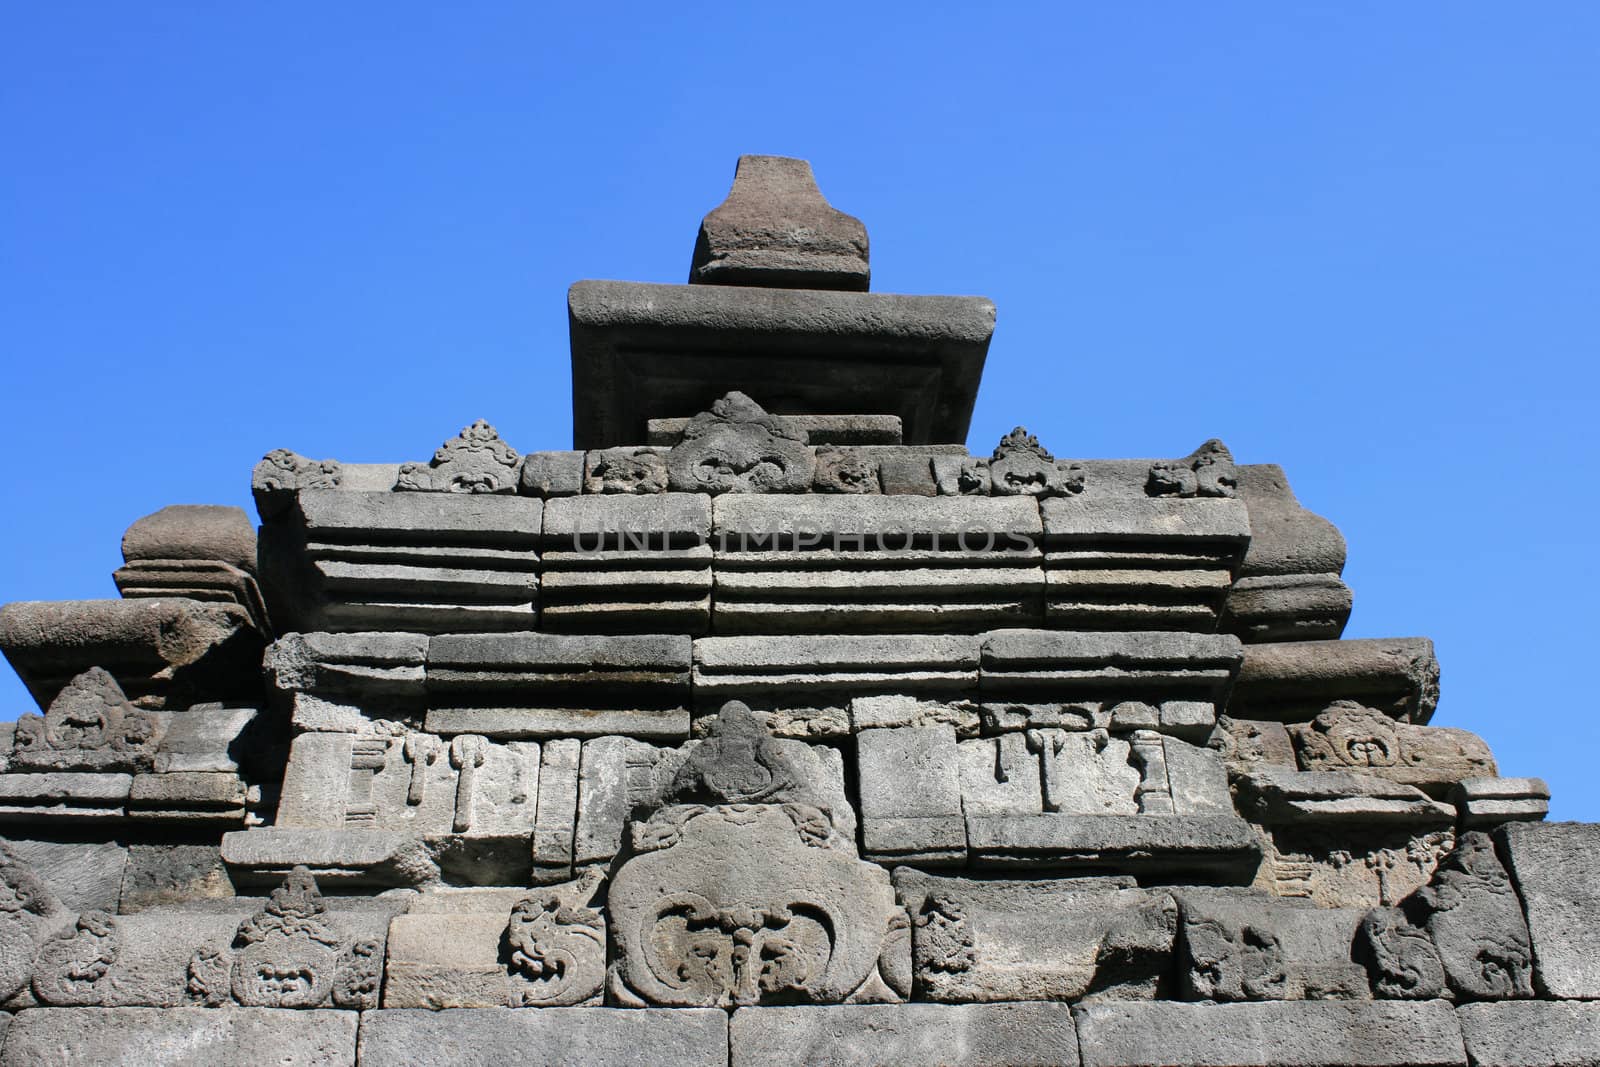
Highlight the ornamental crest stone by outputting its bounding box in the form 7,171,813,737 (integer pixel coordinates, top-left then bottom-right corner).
227,866,345,1007
32,910,120,1005
665,392,815,494
608,804,900,1007
396,419,521,494
252,448,342,517
12,667,162,773
988,427,1085,497
1147,438,1237,498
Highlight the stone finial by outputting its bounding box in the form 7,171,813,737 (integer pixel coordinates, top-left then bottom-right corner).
689,155,870,291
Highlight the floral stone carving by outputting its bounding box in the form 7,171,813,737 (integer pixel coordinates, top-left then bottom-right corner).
32,910,121,1005
1147,438,1237,498
504,866,606,1006
585,448,668,494
609,804,901,1007
1290,701,1496,793
664,392,815,494
252,448,342,517
396,419,521,494
187,865,375,1008
988,428,1085,497
12,667,163,773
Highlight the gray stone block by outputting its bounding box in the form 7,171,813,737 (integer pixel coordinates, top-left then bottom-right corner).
0,772,131,822
0,1007,357,1066
120,504,258,572
857,726,965,863
221,828,439,887
153,706,259,773
979,630,1243,705
1452,777,1549,827
1174,887,1369,1001
965,812,1261,879
1073,999,1466,1067
119,843,234,912
1231,638,1440,724
357,1007,728,1067
1223,464,1351,642
895,869,1173,1002
1457,1000,1600,1067
543,492,711,544
1497,821,1600,998
568,279,994,449
731,1003,1079,1067
517,450,585,496
0,597,261,710
1234,767,1457,827
1226,574,1353,644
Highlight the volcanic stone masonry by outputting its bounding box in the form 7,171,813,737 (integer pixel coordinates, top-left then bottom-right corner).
0,155,1586,1065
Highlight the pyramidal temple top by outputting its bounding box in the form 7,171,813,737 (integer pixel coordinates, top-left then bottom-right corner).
689,155,871,291
571,154,993,449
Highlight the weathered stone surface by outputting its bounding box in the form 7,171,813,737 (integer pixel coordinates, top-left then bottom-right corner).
0,1007,357,1066
979,630,1242,706
0,772,131,821
128,771,248,823
517,450,585,497
265,630,428,706
1289,701,1494,795
649,412,904,447
253,448,342,517
542,493,712,634
690,154,869,290
857,726,965,864
1232,638,1441,724
1073,999,1466,1066
262,490,541,633
730,1002,1080,1067
426,632,691,739
664,391,815,494
3,839,125,913
1497,821,1600,998
10,667,164,773
1457,1000,1600,1067
1175,888,1368,1001
584,446,668,494
895,869,1174,1001
114,505,268,629
1371,829,1533,1001
610,722,898,1007
532,738,579,883
119,843,233,911
221,828,439,887
383,872,606,1009
1451,776,1549,827
1258,825,1458,911
0,598,261,710
357,1007,728,1067
965,812,1261,879
1235,767,1457,827
694,633,980,736
568,280,994,449
1224,464,1351,642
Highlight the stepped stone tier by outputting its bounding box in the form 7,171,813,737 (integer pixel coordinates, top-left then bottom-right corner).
0,155,1584,1066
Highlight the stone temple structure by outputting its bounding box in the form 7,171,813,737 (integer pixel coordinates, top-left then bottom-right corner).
0,155,1591,1066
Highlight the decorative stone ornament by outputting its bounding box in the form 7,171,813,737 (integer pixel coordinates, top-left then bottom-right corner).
503,866,607,1006
988,427,1085,497
1147,438,1237,498
12,667,162,772
252,448,341,517
665,392,815,494
396,419,521,494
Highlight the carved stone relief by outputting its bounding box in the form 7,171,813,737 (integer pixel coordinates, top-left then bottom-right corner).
396,420,521,494
665,392,815,494
1290,701,1496,793
11,667,164,773
504,867,607,1007
813,446,881,494
252,448,341,516
988,428,1085,497
1147,439,1236,498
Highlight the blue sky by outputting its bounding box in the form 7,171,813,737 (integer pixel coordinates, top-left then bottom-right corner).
3,5,1596,816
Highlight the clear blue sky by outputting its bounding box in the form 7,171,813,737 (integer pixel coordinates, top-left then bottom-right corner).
3,5,1595,816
